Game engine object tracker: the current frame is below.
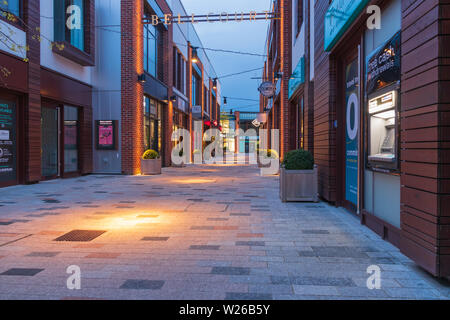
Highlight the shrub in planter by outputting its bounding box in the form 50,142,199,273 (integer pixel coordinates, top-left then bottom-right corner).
280,149,318,202
282,149,314,170
141,149,161,175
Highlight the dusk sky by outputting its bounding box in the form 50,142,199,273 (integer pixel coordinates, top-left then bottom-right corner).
181,0,273,113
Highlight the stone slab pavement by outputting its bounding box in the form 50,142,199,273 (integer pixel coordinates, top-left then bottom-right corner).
0,160,449,300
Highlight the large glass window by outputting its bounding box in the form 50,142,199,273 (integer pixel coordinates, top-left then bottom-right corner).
192,74,198,106
143,14,160,78
54,0,85,51
0,0,20,17
64,105,79,173
143,96,162,154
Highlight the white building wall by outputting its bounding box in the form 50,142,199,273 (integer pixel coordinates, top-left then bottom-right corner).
91,0,122,173
291,0,305,73
40,0,92,84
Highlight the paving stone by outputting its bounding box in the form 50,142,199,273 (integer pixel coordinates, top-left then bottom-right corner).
189,245,220,250
211,267,251,275
293,285,339,296
302,230,330,235
120,280,165,290
141,237,170,241
25,252,60,257
236,241,265,247
311,246,369,258
1,268,44,276
225,292,273,300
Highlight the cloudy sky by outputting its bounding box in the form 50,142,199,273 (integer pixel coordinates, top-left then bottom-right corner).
181,0,273,113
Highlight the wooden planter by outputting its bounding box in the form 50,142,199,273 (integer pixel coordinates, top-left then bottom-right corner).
280,166,318,202
141,158,162,175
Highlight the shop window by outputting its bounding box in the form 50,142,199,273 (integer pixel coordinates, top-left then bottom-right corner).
296,0,303,36
173,48,185,94
143,96,162,154
143,13,162,79
64,105,79,173
204,87,209,115
54,0,85,51
0,0,20,17
192,73,201,106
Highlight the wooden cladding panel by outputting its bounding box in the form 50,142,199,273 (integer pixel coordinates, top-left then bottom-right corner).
400,0,450,277
313,0,337,202
24,0,41,183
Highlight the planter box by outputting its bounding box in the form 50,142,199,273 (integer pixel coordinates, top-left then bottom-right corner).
280,165,318,202
141,158,162,175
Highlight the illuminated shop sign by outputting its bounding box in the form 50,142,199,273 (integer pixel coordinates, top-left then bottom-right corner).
288,56,305,99
324,0,370,51
366,32,401,95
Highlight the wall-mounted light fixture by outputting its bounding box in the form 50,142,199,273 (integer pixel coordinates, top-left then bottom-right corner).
274,72,283,80
170,95,177,103
212,78,217,90
138,74,146,83
191,47,199,63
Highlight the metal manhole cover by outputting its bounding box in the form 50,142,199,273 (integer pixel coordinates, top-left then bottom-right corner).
54,230,106,242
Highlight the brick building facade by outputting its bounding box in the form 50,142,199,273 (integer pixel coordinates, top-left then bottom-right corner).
260,0,450,277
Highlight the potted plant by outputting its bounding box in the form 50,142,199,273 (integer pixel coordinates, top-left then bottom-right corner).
141,149,162,175
280,149,318,202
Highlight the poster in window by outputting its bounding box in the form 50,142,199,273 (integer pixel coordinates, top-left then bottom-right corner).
0,102,16,183
96,120,117,150
64,121,78,150
345,59,359,206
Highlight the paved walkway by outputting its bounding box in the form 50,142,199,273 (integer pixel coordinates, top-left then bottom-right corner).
0,161,449,300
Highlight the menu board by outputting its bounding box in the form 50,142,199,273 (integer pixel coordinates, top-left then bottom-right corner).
96,120,117,150
0,102,16,183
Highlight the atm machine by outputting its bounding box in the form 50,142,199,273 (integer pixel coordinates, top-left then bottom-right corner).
367,82,400,171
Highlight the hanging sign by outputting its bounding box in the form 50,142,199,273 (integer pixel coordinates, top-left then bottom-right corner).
345,59,359,206
258,81,276,98
366,31,401,95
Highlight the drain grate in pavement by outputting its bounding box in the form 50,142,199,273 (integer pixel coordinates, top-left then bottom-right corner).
54,230,106,242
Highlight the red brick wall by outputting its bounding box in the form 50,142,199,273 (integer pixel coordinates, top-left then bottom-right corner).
121,0,144,175
280,0,292,159
399,0,450,277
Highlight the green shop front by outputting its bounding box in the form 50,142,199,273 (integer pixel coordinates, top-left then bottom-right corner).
324,0,402,242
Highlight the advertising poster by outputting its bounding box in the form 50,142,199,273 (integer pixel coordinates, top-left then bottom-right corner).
97,120,116,150
345,59,359,206
366,31,401,95
0,102,16,183
64,121,78,150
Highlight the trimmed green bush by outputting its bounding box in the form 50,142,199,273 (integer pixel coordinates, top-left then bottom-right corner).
282,149,314,170
142,149,159,160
